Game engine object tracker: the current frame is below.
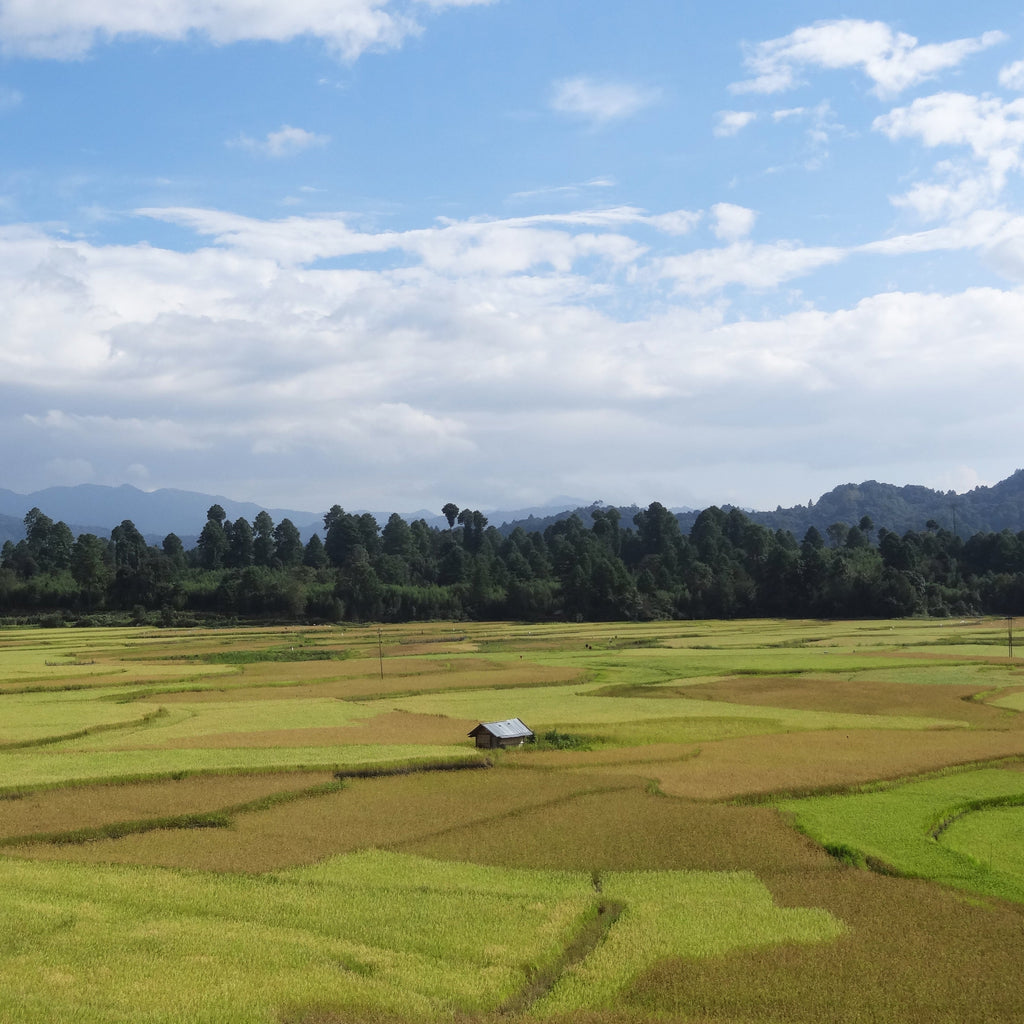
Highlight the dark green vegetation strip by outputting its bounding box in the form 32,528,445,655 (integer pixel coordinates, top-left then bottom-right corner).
332,755,492,780
928,793,1024,840
198,647,354,665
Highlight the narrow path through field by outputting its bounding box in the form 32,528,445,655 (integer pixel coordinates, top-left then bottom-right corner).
497,872,623,1015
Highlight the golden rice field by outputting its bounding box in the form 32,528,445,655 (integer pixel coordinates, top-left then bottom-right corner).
1,616,1024,1023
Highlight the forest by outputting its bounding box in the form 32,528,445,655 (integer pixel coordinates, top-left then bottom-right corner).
1,499,1022,625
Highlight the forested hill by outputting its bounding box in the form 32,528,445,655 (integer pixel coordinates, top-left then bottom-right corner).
498,471,1024,540
4,472,1024,547
4,491,1024,625
737,470,1024,538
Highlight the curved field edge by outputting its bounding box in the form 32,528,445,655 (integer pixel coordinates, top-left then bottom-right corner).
0,851,843,1024
940,804,1024,879
779,766,1024,903
0,745,485,791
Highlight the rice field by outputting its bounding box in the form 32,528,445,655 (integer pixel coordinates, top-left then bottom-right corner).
0,617,1023,1022
780,767,1024,903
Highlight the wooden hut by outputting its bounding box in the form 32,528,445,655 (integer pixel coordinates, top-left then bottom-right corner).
468,718,534,749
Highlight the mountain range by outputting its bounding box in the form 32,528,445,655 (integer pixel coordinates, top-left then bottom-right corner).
0,485,322,547
1,472,1023,549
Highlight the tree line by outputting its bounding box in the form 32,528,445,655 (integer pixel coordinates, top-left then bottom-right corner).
1,501,1022,625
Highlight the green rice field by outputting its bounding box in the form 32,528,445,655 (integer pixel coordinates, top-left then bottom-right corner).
1,617,1024,1022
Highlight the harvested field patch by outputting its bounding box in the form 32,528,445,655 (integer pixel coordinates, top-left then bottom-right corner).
533,868,843,1016
388,682,968,735
646,729,1024,800
13,767,636,872
679,674,1021,725
592,714,783,745
0,771,335,841
520,742,699,770
403,787,832,875
315,710,479,746
802,663,1024,688
629,868,1024,1024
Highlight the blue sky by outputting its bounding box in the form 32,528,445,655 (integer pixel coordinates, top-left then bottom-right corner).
3,1,1024,517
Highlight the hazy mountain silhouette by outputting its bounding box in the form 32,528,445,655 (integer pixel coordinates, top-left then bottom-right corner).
3,472,1024,549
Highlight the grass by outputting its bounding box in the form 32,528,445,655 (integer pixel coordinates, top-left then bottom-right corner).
0,851,842,1023
0,743,480,790
941,804,1024,877
780,767,1024,902
12,767,633,872
0,852,588,1022
533,869,844,1015
387,680,968,736
0,771,338,841
3,617,1024,1023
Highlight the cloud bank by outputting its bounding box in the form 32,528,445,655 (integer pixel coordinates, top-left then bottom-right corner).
5,196,1024,510
0,0,494,60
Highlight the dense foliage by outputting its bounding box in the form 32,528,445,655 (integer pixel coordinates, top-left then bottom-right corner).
2,499,1022,624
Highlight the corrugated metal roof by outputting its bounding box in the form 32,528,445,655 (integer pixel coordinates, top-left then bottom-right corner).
470,718,533,739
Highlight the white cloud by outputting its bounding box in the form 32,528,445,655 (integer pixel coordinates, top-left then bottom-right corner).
860,209,1024,284
550,76,660,124
657,240,844,296
0,0,493,60
767,100,841,171
732,20,1005,98
875,92,1024,218
999,60,1024,91
647,210,702,236
6,203,1024,511
888,174,995,222
135,204,700,270
229,125,330,158
714,110,756,137
710,203,756,242
875,93,1024,158
508,177,616,202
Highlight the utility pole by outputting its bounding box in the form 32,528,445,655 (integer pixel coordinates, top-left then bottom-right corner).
378,627,384,680
1008,616,1014,660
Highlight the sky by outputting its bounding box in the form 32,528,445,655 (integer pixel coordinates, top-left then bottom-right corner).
3,1,1024,518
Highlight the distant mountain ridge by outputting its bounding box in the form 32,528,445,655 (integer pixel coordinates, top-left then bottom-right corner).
726,470,1024,539
0,485,321,546
499,472,1024,540
2,472,1024,549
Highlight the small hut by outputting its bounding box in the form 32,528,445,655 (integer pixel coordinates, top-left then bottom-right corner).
468,718,534,749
